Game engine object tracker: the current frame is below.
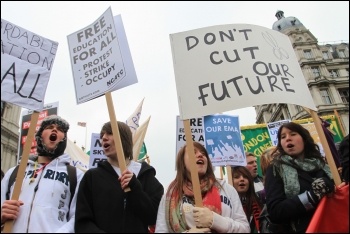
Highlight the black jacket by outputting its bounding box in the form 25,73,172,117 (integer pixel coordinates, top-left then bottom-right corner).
75,161,164,233
265,163,331,233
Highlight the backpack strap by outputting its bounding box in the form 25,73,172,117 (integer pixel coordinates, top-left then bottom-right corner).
6,165,19,200
66,163,77,220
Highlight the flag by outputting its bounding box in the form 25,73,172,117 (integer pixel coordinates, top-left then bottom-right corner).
133,116,151,161
306,184,349,233
221,166,226,175
138,142,147,160
126,98,144,135
77,122,86,127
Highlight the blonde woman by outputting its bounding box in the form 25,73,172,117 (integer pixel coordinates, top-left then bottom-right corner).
155,142,250,233
260,146,279,178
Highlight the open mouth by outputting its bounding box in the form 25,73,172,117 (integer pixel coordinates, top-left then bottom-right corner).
103,143,110,150
287,143,294,149
196,160,204,165
49,134,57,141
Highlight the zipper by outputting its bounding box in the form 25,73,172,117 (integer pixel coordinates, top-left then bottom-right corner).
26,165,46,232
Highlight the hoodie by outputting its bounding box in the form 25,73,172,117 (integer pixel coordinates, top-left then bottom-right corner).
155,179,250,233
1,154,84,233
75,160,164,233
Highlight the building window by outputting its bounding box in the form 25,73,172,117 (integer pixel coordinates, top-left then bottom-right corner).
328,69,339,78
338,88,349,103
320,89,332,104
322,51,329,59
304,50,313,59
311,66,321,78
338,49,346,58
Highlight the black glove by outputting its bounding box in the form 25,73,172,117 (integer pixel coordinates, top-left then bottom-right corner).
307,177,334,205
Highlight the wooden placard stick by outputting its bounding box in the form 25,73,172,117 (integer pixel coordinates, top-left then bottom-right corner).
220,167,223,180
309,109,342,185
334,109,346,138
226,165,233,186
3,112,39,233
183,119,203,207
105,92,130,192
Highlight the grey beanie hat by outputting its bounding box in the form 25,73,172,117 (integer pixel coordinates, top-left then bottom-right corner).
35,115,70,158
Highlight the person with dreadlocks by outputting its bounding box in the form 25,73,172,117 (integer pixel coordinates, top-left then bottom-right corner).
155,142,250,233
1,115,84,233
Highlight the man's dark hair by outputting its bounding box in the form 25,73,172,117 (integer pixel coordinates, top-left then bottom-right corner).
100,121,133,160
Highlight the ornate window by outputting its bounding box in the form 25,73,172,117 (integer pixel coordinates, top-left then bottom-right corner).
322,51,329,59
328,69,339,78
320,89,332,104
311,66,321,77
304,50,313,59
338,88,349,103
338,49,346,58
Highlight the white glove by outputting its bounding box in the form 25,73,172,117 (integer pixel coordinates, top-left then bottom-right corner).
193,207,214,228
186,227,211,233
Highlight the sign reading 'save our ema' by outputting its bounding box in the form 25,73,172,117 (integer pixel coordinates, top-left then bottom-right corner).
175,115,246,167
67,7,137,105
170,24,317,120
1,18,58,111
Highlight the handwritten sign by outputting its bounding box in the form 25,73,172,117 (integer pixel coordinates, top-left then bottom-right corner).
170,24,317,119
1,18,58,111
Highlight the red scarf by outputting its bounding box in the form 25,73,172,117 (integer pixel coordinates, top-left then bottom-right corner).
166,178,222,232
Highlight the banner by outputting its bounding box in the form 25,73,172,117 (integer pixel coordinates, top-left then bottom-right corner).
306,184,349,233
241,115,343,157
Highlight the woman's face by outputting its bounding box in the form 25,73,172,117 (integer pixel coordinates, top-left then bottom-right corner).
232,172,249,195
280,127,305,159
184,146,208,177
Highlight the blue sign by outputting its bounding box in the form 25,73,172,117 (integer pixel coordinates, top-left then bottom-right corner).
204,114,245,167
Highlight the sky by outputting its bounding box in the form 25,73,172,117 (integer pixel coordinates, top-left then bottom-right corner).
2,1,349,187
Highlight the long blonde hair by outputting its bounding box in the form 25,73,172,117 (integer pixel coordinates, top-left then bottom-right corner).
167,142,217,204
260,146,279,176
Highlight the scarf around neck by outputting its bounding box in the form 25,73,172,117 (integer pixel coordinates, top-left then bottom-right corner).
165,178,222,233
274,155,333,198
